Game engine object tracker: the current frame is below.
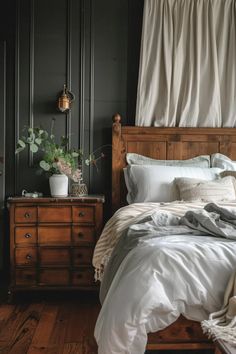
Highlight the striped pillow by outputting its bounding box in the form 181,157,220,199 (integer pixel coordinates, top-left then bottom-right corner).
175,176,236,202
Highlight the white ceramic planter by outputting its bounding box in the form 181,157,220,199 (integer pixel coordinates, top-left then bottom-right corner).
49,174,68,197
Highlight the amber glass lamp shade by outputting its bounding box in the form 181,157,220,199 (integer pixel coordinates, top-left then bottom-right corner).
57,84,75,113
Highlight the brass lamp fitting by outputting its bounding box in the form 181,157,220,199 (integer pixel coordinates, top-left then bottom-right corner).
57,84,75,113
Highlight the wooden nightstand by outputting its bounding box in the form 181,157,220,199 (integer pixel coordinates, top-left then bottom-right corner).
8,196,104,295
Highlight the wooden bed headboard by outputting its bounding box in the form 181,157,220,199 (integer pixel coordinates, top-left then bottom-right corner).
112,114,236,213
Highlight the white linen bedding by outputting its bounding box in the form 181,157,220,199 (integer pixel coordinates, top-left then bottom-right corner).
94,201,236,354
93,201,206,280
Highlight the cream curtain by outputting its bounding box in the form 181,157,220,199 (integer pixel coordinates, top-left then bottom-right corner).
135,0,236,127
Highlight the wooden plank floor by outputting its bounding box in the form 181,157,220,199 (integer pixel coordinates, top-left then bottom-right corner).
0,291,100,354
0,291,215,354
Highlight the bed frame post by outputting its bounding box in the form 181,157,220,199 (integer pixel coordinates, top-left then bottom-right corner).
112,114,125,214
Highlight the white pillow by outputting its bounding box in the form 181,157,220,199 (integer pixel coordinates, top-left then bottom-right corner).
125,165,221,204
126,153,210,168
211,153,236,170
175,176,236,202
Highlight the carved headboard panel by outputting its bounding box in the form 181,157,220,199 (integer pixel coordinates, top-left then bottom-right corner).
112,114,236,212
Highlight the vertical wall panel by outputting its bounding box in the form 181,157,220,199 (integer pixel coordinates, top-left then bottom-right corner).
17,0,31,192
16,0,69,194
34,0,67,129
91,0,128,217
0,41,6,269
13,0,143,212
70,0,81,151
0,3,16,196
0,42,6,206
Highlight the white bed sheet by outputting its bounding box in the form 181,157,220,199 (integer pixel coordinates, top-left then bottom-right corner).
94,202,236,354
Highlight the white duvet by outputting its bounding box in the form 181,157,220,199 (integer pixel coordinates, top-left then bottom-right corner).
94,202,236,354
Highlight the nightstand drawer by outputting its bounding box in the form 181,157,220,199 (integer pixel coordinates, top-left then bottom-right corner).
38,226,71,244
39,269,70,285
72,247,93,265
15,227,37,244
72,268,96,286
72,206,94,223
15,207,37,223
15,248,37,266
15,269,36,286
38,206,71,223
40,248,70,265
72,226,95,244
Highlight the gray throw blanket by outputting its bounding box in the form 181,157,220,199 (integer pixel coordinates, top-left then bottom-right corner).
181,203,236,239
100,203,236,304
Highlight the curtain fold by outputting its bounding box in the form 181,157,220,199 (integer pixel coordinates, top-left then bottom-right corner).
135,0,236,127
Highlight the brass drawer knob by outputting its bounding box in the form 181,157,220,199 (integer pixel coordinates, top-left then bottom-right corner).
24,233,32,239
24,212,30,219
26,254,32,260
78,232,84,239
78,211,85,217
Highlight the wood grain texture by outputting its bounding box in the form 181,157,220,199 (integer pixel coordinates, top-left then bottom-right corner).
0,294,217,354
8,197,104,293
0,303,44,354
0,304,15,333
112,118,236,212
147,315,214,350
215,349,222,354
27,304,59,354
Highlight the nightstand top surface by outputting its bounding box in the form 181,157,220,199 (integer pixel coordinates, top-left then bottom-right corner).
7,194,105,204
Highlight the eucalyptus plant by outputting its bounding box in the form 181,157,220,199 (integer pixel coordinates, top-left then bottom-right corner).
15,119,83,179
16,119,109,180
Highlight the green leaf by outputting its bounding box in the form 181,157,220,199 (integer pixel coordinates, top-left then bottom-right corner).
39,160,51,171
35,138,42,145
52,162,58,168
15,147,24,154
17,139,26,148
30,132,35,140
61,140,68,147
42,131,48,139
72,152,79,157
30,144,38,153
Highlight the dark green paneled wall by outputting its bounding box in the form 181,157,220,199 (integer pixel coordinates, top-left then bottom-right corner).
0,0,16,271
13,0,143,211
1,0,143,232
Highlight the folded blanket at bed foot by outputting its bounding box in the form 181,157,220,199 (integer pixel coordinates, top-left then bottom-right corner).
201,270,236,345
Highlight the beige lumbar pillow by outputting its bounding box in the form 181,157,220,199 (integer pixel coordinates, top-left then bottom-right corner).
175,176,236,202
